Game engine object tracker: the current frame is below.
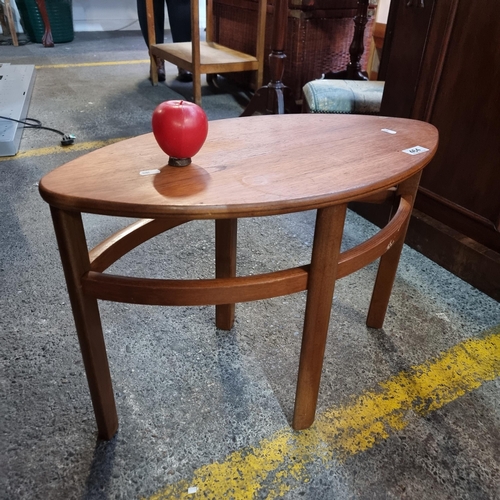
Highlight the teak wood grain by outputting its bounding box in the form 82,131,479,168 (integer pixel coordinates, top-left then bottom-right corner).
39,114,438,440
39,114,437,218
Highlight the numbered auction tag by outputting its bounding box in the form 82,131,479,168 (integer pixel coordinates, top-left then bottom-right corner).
139,169,161,176
402,146,429,155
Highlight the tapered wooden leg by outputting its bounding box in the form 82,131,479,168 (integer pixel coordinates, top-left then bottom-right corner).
366,172,422,329
293,204,347,430
215,219,237,330
50,207,118,440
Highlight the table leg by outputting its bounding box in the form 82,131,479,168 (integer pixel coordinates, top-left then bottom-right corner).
50,207,118,440
292,204,347,430
366,172,422,329
215,218,237,330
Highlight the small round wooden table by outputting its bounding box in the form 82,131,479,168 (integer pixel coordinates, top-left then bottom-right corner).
39,114,438,440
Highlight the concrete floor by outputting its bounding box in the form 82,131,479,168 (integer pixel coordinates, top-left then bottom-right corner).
1,32,499,500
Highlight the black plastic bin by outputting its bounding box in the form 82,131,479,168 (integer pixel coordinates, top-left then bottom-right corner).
17,0,74,44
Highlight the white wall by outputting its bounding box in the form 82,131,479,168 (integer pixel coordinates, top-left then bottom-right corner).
3,0,23,32
3,0,206,34
72,0,143,31
6,0,382,36
72,0,206,32
72,0,388,31
376,0,391,24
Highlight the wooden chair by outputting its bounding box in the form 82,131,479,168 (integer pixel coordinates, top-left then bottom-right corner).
301,0,384,116
146,0,267,106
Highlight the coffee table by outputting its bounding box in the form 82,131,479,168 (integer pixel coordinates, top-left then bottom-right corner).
39,114,438,440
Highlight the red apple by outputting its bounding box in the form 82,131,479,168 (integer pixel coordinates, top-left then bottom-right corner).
152,100,208,166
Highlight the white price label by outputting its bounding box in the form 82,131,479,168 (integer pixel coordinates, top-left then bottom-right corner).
402,146,429,155
139,169,161,176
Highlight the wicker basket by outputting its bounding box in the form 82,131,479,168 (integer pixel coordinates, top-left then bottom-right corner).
212,0,375,100
17,0,74,44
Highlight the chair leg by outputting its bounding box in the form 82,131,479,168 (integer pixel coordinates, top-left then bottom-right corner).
150,55,158,86
4,0,19,47
193,71,202,105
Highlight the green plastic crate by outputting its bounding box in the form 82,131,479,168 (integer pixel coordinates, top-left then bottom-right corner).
17,0,74,44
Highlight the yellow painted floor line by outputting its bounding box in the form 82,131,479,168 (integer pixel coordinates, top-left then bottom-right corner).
35,60,150,69
0,138,129,162
146,327,500,500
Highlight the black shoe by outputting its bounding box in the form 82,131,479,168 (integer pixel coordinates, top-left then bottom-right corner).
177,68,193,83
157,59,166,82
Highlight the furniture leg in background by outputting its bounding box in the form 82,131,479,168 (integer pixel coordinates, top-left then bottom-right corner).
148,0,266,106
35,0,54,47
324,0,370,80
145,0,159,85
241,0,299,115
3,0,19,46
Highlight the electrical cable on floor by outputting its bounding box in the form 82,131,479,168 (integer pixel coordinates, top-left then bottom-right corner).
0,115,76,146
114,20,140,31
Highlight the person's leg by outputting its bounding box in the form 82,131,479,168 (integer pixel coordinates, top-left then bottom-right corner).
165,0,191,43
165,0,192,81
137,0,165,47
137,0,166,46
137,0,166,81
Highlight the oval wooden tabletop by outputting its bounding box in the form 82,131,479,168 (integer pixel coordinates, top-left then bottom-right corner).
39,114,438,219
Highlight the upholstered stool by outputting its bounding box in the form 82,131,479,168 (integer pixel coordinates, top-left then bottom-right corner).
302,79,385,114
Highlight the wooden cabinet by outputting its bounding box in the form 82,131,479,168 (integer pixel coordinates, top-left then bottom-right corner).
358,0,500,300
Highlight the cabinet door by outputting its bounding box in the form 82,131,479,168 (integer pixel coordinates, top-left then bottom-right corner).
380,0,500,252
379,0,436,118
368,0,500,299
414,0,500,251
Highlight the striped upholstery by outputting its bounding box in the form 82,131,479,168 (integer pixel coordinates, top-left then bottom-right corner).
303,79,385,114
